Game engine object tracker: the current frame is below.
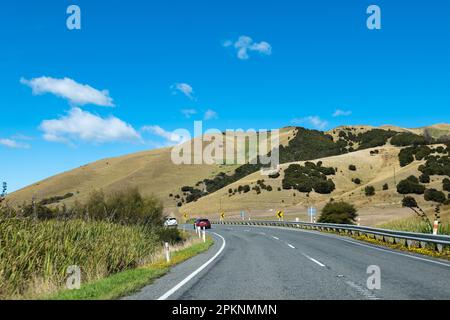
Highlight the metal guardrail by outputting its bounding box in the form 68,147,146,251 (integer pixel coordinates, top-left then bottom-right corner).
212,220,450,253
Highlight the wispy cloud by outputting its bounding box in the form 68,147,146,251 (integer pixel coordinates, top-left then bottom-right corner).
21,76,114,107
0,138,30,149
171,83,195,100
333,109,352,117
181,109,197,118
40,108,140,144
141,125,189,145
224,35,272,60
291,116,329,130
204,109,218,120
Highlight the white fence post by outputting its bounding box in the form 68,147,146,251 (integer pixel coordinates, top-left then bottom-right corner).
164,242,170,263
202,227,206,243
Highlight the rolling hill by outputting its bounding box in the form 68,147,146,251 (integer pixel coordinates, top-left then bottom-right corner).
6,124,450,226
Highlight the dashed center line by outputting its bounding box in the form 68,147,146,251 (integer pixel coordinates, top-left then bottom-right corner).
302,253,326,267
272,236,279,240
287,244,296,249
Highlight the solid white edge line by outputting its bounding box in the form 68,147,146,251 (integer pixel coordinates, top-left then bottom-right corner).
157,232,226,300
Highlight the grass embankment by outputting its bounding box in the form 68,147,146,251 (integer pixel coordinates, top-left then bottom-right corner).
0,217,160,299
46,235,214,300
379,217,450,235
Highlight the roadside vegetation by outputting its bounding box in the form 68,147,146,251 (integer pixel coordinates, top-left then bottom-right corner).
0,188,192,299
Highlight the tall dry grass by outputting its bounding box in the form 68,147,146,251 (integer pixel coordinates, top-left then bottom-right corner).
0,217,159,299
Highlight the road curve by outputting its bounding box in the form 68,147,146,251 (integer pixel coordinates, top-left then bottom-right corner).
125,224,450,300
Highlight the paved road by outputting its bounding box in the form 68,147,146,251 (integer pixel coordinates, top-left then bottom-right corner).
125,224,450,300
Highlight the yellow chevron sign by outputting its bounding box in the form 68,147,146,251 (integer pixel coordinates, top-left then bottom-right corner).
277,210,284,219
220,212,225,219
183,213,188,219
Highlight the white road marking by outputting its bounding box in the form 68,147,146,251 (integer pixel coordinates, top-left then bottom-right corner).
157,232,226,300
256,225,450,268
302,253,326,267
287,244,296,249
272,236,279,240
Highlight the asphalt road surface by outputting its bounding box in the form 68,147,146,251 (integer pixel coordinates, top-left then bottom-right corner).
125,224,450,300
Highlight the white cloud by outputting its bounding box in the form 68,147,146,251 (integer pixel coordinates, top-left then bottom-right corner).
21,76,114,107
291,116,329,130
141,125,189,145
224,35,272,60
40,108,140,144
0,138,30,149
181,109,197,118
171,83,195,100
204,109,218,120
333,109,352,117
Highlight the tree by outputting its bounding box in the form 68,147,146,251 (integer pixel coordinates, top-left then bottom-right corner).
424,189,446,203
419,174,430,184
443,178,450,192
396,178,425,195
365,186,375,196
318,201,358,224
402,196,418,208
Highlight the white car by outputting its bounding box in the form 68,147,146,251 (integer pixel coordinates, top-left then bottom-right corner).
164,217,178,227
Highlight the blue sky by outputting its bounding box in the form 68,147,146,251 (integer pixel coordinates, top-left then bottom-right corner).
1,0,450,192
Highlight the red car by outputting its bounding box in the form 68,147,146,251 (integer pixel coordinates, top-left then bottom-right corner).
194,218,211,230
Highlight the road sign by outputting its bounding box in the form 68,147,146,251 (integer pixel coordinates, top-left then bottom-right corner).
220,212,225,220
277,210,284,219
183,213,188,219
308,207,316,223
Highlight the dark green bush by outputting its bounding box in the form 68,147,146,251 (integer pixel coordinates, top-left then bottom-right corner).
397,178,425,195
383,183,389,190
419,174,430,184
402,196,418,208
391,133,427,146
443,178,450,192
349,165,357,171
424,189,446,203
318,201,358,224
365,186,375,196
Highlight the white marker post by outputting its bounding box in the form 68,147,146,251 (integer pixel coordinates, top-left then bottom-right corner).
164,242,170,263
202,227,206,243
197,226,202,238
433,220,439,235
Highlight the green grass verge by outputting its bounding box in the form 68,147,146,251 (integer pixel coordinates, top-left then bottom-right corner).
45,237,214,300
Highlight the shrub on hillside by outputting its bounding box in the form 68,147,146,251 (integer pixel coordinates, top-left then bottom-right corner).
349,165,357,171
402,196,418,208
390,132,427,147
383,183,389,190
396,177,425,195
318,201,358,224
365,186,375,196
424,189,446,203
419,174,430,184
352,178,362,185
398,148,415,167
443,178,450,192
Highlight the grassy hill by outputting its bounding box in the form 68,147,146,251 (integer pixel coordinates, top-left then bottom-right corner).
7,124,450,225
